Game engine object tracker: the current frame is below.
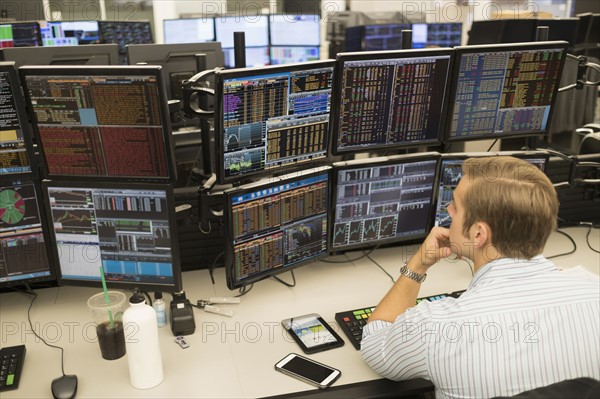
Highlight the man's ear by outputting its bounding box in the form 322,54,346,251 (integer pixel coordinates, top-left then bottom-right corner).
471,222,492,248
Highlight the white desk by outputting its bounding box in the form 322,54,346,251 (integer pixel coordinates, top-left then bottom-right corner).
1,227,598,398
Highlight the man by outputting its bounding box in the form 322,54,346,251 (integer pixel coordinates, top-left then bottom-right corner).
361,156,600,398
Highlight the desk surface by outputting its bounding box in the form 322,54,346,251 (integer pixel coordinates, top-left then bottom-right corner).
1,227,598,398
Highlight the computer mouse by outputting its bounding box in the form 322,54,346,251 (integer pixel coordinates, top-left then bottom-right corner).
51,374,78,399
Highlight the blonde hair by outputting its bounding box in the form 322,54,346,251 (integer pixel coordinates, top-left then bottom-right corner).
461,156,558,260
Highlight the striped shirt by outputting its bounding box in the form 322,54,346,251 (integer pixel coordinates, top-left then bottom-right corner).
361,256,600,398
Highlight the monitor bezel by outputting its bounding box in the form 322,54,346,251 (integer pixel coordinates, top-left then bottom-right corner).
18,65,178,183
444,41,569,143
214,60,335,185
330,48,455,156
329,152,441,253
42,179,183,292
433,151,551,228
0,175,56,288
223,167,331,290
0,61,38,176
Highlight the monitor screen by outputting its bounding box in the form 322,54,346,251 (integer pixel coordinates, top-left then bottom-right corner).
411,23,462,48
331,154,440,252
215,60,334,184
362,23,412,51
215,15,269,48
127,42,225,101
331,48,453,154
0,22,42,47
20,65,176,181
224,168,330,289
0,175,54,287
446,42,568,142
0,44,120,67
39,21,78,46
44,181,182,292
0,62,34,175
270,46,320,65
269,15,320,46
434,152,549,227
221,46,271,69
163,18,215,44
59,21,100,45
98,20,153,63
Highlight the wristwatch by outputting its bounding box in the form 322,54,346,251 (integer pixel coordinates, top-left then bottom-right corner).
400,262,427,283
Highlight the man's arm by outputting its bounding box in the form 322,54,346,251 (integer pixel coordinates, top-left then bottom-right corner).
368,227,453,323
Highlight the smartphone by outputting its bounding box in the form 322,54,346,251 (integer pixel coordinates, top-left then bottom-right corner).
275,353,341,389
281,313,344,354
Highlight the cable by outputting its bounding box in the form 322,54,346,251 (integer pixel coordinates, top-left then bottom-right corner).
321,247,378,264
25,286,66,376
586,224,600,254
547,229,577,259
486,139,499,152
271,270,296,288
208,252,224,285
365,252,396,284
235,284,253,297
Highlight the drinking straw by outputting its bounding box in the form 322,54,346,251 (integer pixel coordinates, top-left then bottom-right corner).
99,266,114,328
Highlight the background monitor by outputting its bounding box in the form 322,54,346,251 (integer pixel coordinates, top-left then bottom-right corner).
467,20,504,45
215,60,334,184
0,22,42,47
331,154,440,252
222,46,270,68
270,46,320,65
0,175,54,287
59,21,100,45
536,18,579,48
163,17,215,44
127,42,225,101
269,14,320,46
500,19,537,43
362,23,411,51
331,48,453,155
0,62,35,175
224,167,330,289
215,15,269,48
446,42,568,142
98,20,153,64
0,44,119,67
43,180,182,292
411,23,462,48
39,21,78,46
434,152,550,227
20,65,176,181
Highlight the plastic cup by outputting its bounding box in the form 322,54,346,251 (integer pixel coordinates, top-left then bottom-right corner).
87,291,127,360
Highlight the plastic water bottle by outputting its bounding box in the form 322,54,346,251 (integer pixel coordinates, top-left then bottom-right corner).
123,292,164,389
153,292,167,327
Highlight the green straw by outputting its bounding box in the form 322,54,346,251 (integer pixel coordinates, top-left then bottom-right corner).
99,266,114,328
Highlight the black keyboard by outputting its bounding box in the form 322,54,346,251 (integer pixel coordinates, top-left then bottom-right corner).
335,290,466,350
0,345,26,391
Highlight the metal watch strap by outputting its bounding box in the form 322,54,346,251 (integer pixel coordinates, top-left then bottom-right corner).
400,262,427,283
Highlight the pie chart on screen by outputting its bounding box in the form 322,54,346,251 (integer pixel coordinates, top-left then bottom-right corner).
0,189,25,224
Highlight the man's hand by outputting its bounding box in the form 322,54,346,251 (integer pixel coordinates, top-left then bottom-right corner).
409,227,453,274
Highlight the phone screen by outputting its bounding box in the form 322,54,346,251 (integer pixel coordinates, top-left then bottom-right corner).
279,355,336,383
286,315,338,349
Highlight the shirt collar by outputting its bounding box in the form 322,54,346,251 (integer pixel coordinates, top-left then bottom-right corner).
468,255,558,289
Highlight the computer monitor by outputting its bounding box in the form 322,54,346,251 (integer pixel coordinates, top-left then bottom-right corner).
500,19,537,43
0,22,42,47
98,20,153,64
575,13,593,45
19,65,176,181
361,24,412,51
411,23,462,48
330,48,453,155
446,42,568,142
39,21,78,46
270,46,320,65
269,14,320,46
467,20,504,45
331,153,440,252
0,62,35,175
127,42,225,101
0,175,54,287
163,17,215,44
224,167,330,289
215,15,269,48
222,46,270,68
0,44,119,67
60,21,100,45
43,180,182,292
433,151,550,227
215,60,334,184
536,19,579,47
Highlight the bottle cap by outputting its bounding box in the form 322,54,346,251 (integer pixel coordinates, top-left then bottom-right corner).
154,292,163,300
129,292,146,305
